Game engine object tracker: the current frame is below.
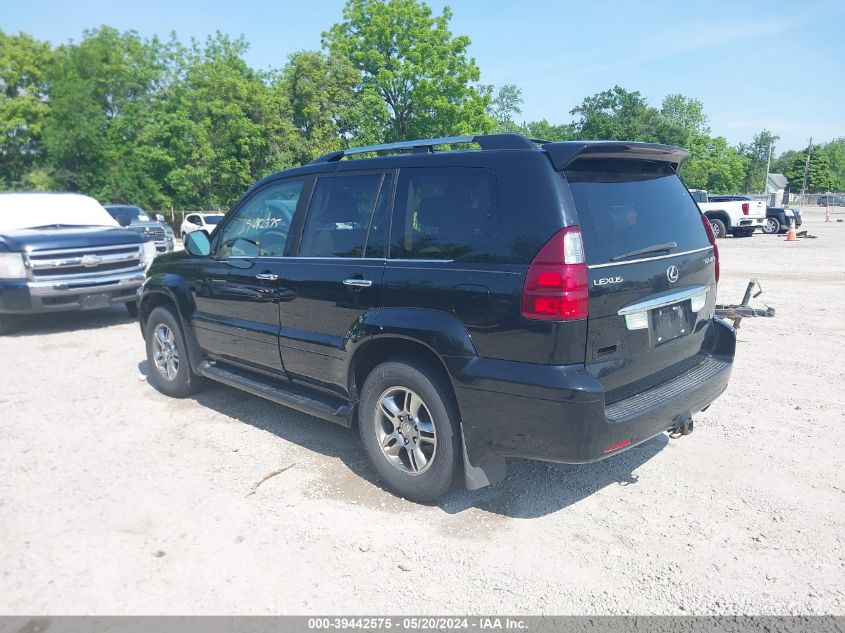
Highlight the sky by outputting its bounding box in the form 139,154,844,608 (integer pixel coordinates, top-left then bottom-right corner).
3,0,843,153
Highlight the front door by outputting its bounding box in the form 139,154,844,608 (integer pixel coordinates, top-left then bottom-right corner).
191,177,309,376
275,171,393,397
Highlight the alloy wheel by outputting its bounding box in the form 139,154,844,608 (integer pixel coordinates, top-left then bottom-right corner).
374,387,437,475
152,323,180,381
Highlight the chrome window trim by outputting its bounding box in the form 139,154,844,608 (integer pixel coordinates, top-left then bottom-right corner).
588,246,713,269
617,285,710,316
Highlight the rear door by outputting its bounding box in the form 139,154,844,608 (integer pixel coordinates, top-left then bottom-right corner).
563,158,717,402
274,170,393,397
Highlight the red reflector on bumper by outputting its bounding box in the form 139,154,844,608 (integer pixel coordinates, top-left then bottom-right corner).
603,438,632,454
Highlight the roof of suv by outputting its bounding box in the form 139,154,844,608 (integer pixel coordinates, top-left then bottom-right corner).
307,134,688,171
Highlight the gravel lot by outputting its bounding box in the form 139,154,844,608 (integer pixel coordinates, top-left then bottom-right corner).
1,207,843,615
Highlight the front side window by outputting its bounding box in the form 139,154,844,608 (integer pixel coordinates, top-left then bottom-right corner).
299,174,384,257
390,168,498,260
217,179,305,258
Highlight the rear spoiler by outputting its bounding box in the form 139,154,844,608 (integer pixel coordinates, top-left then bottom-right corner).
542,141,689,172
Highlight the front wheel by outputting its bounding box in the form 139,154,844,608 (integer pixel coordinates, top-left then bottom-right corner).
144,306,203,397
125,301,139,318
763,217,781,234
358,359,461,502
709,218,727,239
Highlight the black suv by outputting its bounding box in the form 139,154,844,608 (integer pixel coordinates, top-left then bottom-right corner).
138,134,735,501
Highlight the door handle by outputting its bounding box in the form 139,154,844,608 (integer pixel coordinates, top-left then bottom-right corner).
255,273,278,281
343,278,372,288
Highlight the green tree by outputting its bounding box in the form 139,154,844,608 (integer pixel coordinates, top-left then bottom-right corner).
280,50,381,164
157,33,296,209
738,130,778,193
658,94,709,148
480,83,522,133
784,148,835,193
680,136,745,193
521,119,575,142
323,0,493,141
816,138,845,190
0,30,53,188
570,86,662,142
44,27,165,201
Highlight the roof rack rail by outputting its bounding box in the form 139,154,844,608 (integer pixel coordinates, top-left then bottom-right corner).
308,133,540,164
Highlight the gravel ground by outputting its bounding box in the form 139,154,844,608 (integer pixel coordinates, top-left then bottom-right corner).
1,207,843,615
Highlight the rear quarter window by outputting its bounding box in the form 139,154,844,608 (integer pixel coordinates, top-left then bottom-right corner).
390,168,499,261
563,159,710,265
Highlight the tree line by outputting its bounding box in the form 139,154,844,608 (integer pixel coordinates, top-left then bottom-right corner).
1,0,843,212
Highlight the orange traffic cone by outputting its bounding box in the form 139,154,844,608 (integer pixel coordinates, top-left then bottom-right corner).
786,218,798,241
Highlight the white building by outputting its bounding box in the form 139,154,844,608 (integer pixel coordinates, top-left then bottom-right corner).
766,173,788,206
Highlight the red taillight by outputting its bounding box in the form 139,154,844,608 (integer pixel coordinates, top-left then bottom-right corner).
741,202,750,215
522,227,589,320
700,214,720,283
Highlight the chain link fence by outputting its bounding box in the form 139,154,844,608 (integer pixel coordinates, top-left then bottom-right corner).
785,192,845,206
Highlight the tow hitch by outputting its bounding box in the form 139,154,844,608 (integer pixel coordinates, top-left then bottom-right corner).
668,413,694,439
715,278,775,329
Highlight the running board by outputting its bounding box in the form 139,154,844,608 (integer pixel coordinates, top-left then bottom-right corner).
198,360,354,427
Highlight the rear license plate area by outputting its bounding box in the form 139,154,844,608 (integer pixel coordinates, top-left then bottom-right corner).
651,302,691,345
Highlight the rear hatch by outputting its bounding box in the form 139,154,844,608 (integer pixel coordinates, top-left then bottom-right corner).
563,158,717,402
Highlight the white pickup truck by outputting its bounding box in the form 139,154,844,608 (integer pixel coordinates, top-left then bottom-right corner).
688,189,766,238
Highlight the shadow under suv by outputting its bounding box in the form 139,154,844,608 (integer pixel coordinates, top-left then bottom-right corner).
138,134,736,501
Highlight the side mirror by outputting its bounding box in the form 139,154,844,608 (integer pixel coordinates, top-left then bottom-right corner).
116,214,132,227
184,230,211,257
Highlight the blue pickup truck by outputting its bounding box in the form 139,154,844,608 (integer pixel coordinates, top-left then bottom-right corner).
0,192,157,334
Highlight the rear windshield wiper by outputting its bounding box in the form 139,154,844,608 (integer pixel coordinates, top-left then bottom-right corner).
610,241,677,262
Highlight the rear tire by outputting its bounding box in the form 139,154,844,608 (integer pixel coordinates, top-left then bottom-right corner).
358,358,461,502
144,306,203,398
709,218,727,239
763,217,781,234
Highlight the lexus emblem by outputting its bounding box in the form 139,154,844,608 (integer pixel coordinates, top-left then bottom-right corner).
666,265,680,283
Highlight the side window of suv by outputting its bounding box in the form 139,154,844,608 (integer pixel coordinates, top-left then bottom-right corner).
390,168,498,260
217,179,305,258
299,173,384,257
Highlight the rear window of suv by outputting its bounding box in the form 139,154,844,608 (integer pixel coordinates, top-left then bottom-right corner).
563,159,710,265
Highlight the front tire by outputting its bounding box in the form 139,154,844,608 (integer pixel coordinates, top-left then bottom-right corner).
358,359,461,502
763,217,781,234
709,218,727,239
144,306,203,398
125,301,139,318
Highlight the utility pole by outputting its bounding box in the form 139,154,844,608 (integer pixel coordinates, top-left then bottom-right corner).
762,141,773,195
801,137,813,195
